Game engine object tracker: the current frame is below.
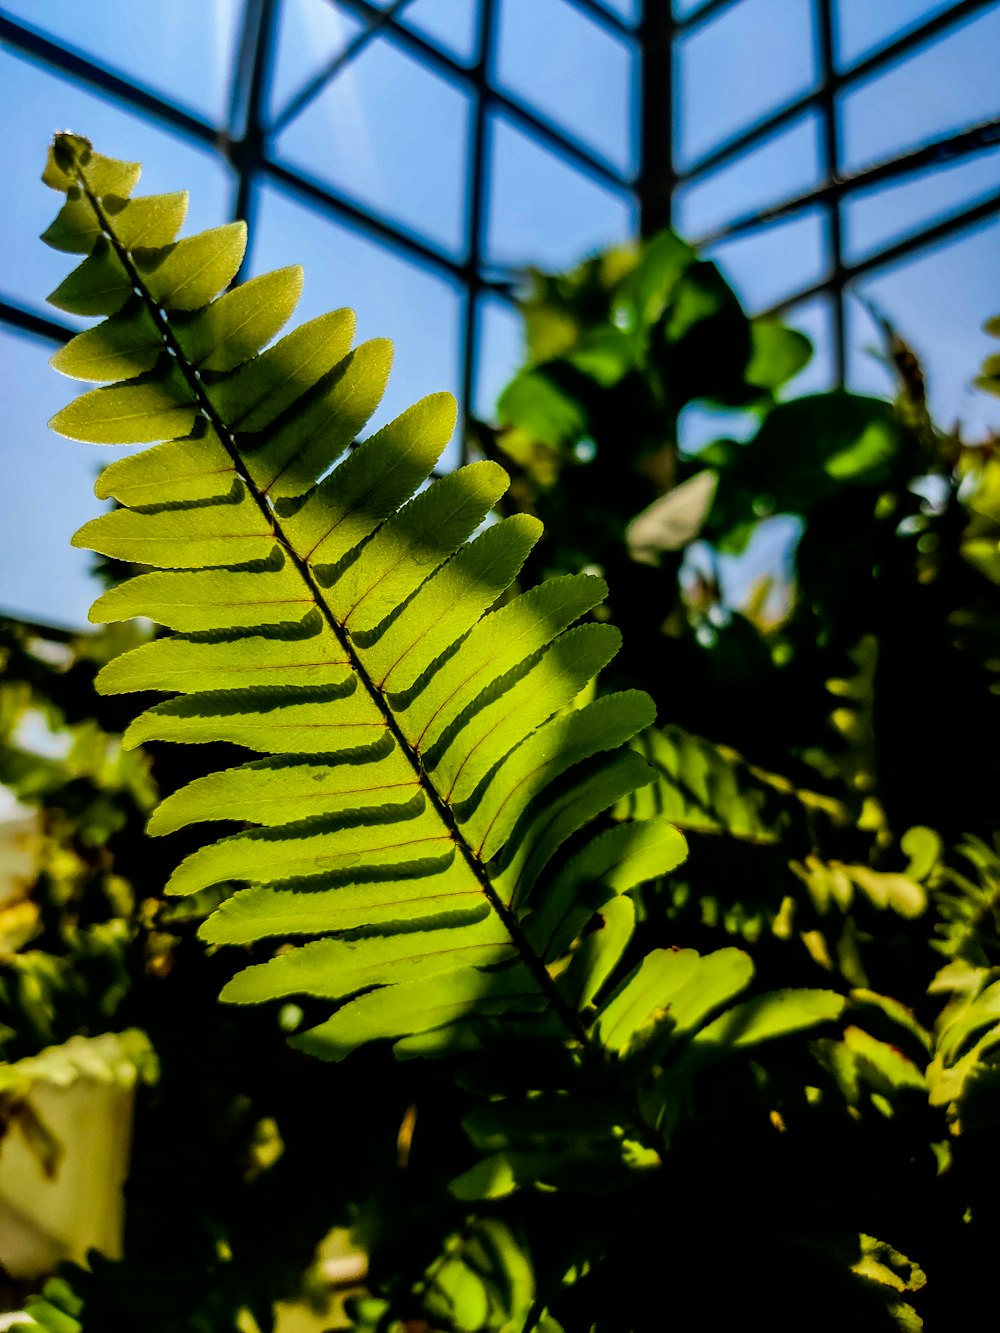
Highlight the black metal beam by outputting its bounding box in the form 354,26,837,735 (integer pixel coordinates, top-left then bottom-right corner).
3,0,999,437
762,187,1000,319
0,13,218,148
0,299,73,346
0,11,479,284
229,0,278,258
0,6,632,218
269,0,415,135
460,0,498,461
329,0,633,190
11,159,992,364
263,159,468,277
564,0,634,39
0,610,81,641
695,116,1000,246
674,0,741,36
816,0,845,386
638,0,674,235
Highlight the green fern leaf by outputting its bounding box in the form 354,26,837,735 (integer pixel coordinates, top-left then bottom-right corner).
45,135,845,1157
43,133,681,1068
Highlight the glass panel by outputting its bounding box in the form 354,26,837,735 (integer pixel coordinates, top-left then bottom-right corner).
475,294,523,422
273,31,472,257
843,148,1000,264
673,0,715,19
402,0,480,64
835,0,956,70
0,52,234,328
486,112,637,271
675,111,823,240
839,6,1000,173
0,327,138,627
0,0,241,126
590,0,640,24
252,183,465,469
268,0,366,125
779,295,836,395
706,208,828,312
674,0,817,171
495,0,637,174
846,223,1000,437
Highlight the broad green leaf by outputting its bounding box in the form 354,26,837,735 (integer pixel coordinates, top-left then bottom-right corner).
139,222,247,311
42,134,140,197
525,819,688,961
617,229,694,330
280,390,455,562
107,190,188,250
207,307,355,431
47,244,132,316
90,561,311,631
94,425,236,505
289,965,544,1062
74,481,273,567
695,987,845,1052
222,915,515,1004
174,265,303,372
364,513,542,692
419,1218,538,1333
50,372,197,445
498,368,588,447
745,319,812,392
709,393,900,551
97,612,349,698
125,681,385,754
558,895,635,1010
51,304,164,382
248,338,393,499
41,191,105,254
148,743,414,834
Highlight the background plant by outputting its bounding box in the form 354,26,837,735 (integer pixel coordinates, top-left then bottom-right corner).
0,133,996,1332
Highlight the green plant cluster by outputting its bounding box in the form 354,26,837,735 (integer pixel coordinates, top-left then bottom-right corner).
0,133,997,1331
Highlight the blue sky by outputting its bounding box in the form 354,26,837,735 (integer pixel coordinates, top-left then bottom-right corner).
0,0,998,627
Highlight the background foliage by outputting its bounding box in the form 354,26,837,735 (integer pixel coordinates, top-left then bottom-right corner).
1,136,999,1331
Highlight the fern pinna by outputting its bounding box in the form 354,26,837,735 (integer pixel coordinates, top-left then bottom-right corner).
43,134,844,1198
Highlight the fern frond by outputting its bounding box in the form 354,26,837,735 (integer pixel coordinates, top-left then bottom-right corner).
44,135,847,1179
43,134,686,1066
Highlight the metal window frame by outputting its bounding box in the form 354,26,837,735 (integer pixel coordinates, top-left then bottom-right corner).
640,0,1000,386
1,0,998,430
0,0,639,467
